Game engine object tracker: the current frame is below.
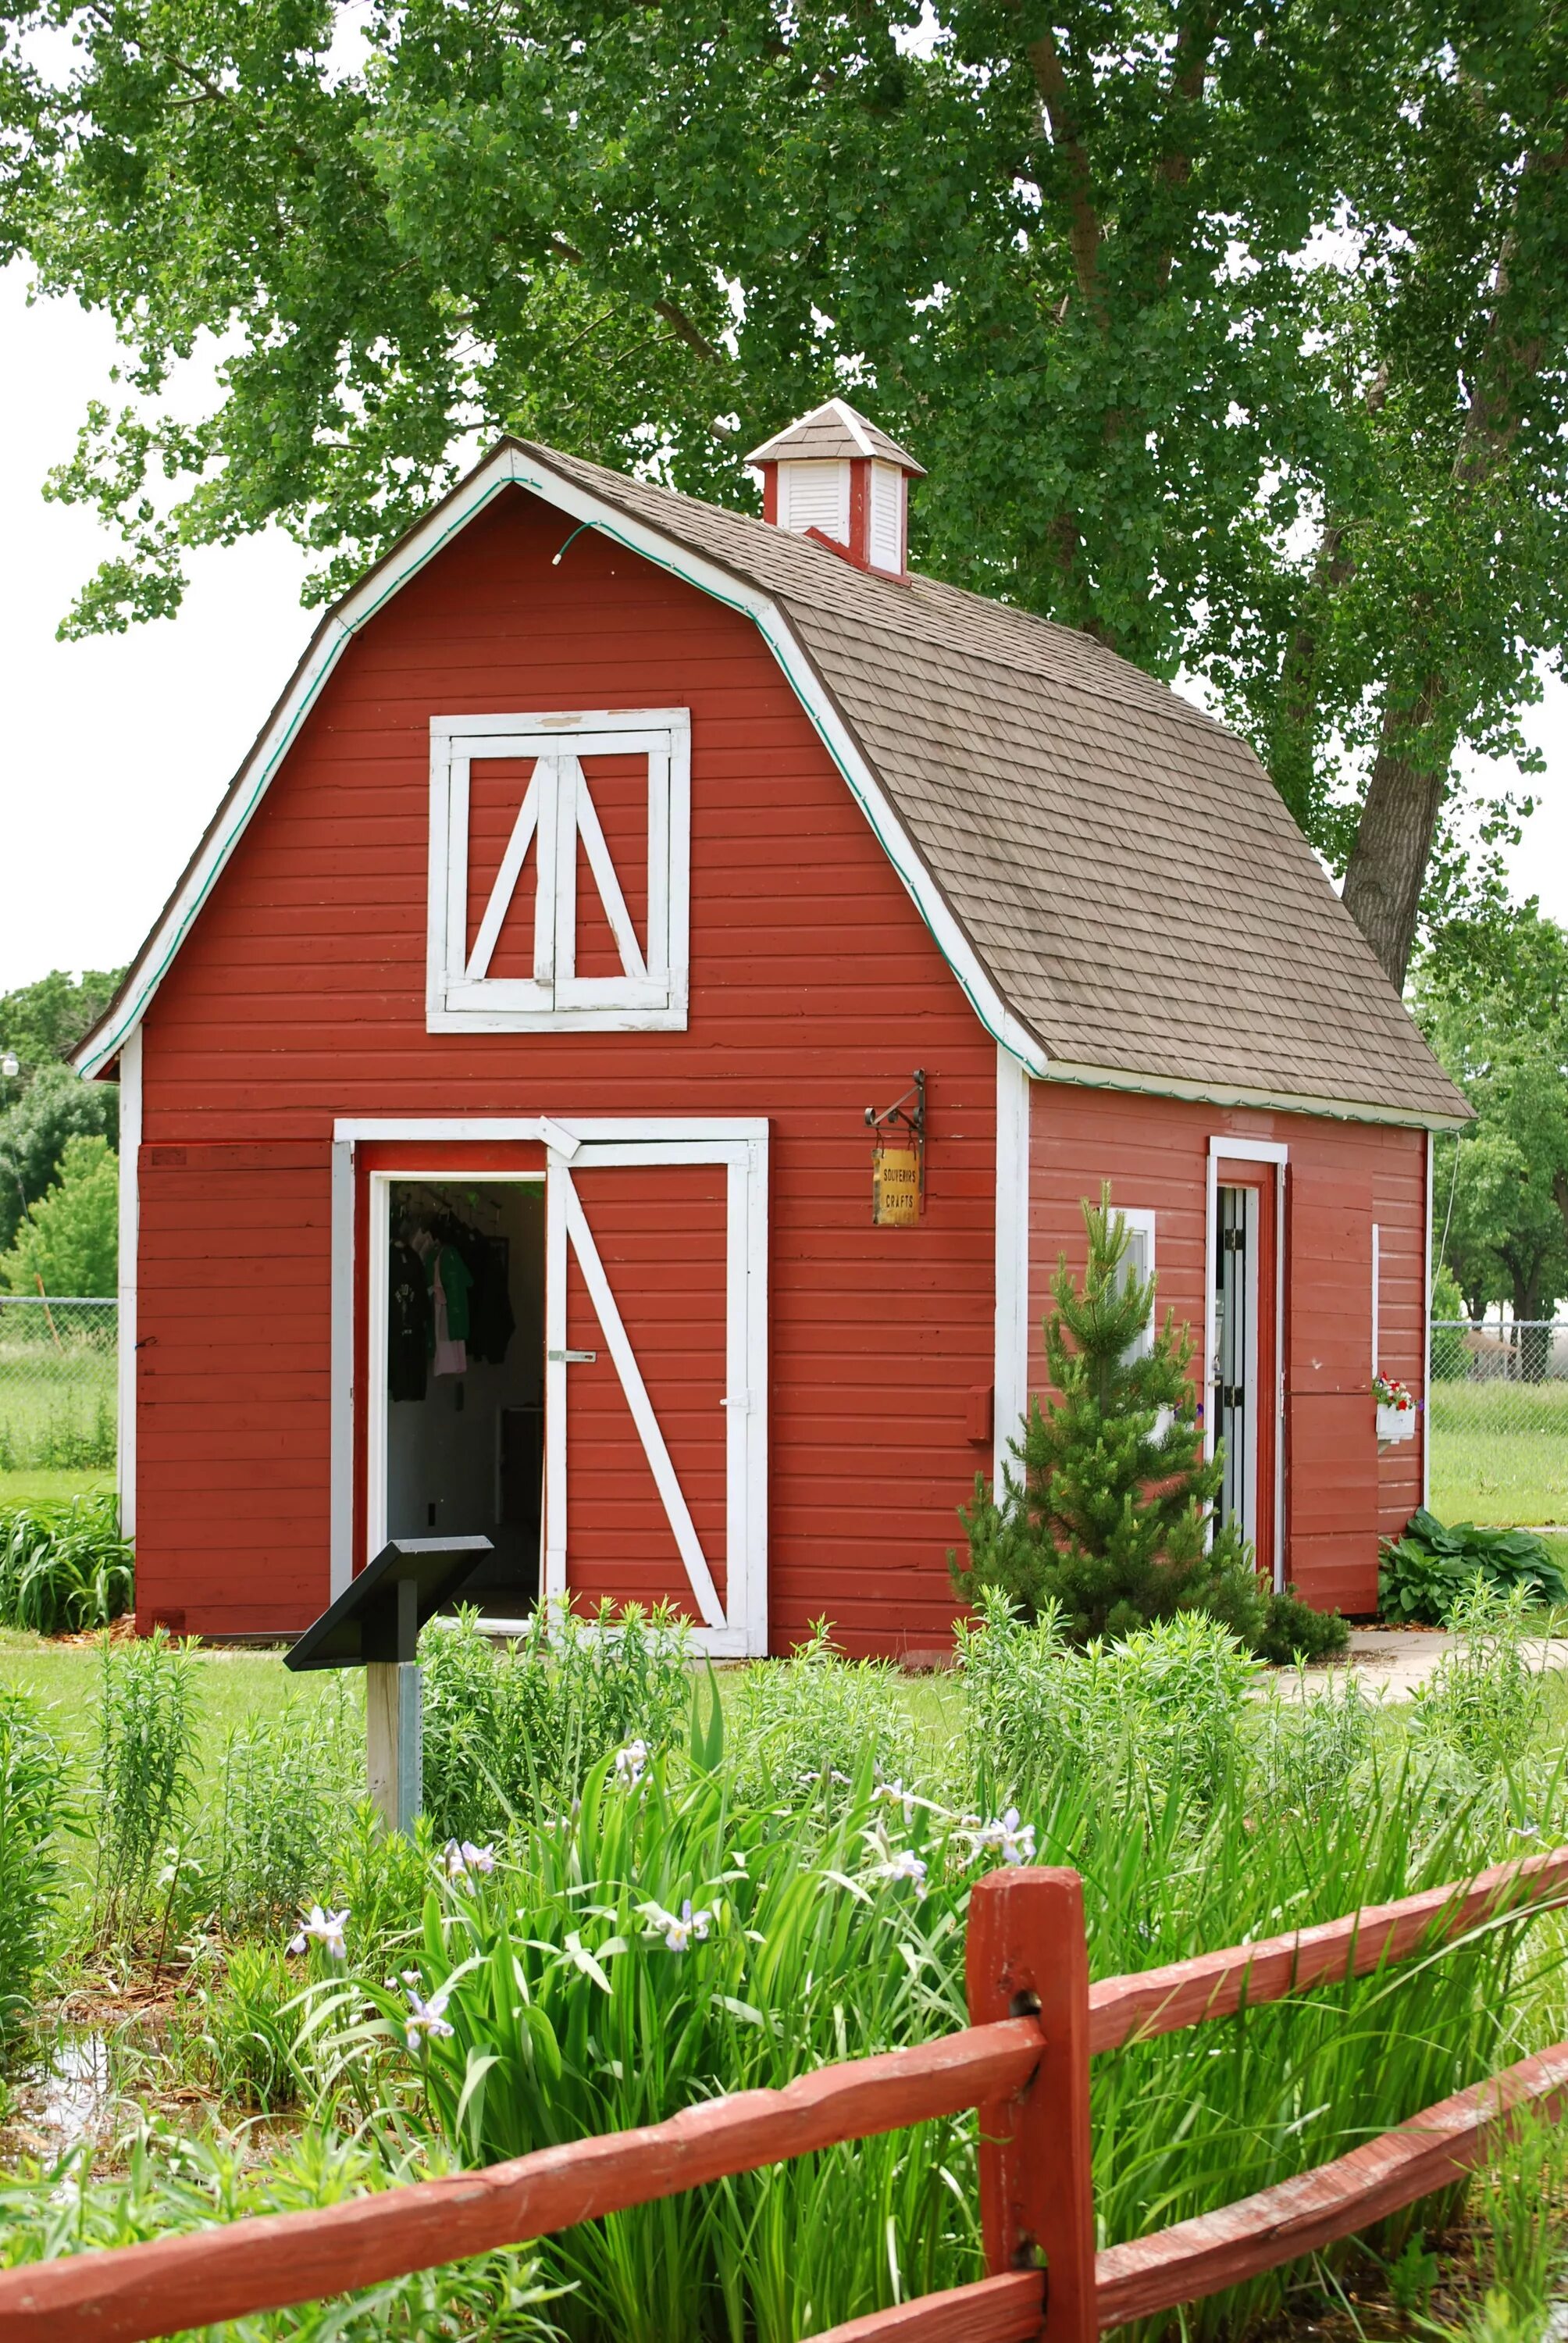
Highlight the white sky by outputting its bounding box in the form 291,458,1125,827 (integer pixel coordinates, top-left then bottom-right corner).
1,257,1565,999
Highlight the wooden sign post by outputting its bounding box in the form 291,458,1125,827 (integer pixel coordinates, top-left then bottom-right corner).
285,1535,493,1835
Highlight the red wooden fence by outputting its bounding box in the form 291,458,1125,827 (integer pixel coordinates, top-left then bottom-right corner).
4,1849,1568,2343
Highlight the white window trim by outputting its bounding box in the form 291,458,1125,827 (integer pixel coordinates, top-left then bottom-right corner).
1371,1221,1381,1380
1117,1207,1158,1361
426,706,690,1034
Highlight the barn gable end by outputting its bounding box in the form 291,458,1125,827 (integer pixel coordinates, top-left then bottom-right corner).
116,484,1003,1645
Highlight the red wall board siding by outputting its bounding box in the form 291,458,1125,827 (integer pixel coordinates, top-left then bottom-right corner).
133,489,996,1653
135,1143,333,1634
1027,1086,1427,1614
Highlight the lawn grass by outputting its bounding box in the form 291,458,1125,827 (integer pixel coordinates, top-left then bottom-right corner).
1429,1380,1568,1526
0,1629,348,1778
0,1468,115,1506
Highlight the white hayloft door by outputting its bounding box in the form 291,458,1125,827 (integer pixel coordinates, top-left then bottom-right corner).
426,707,690,1032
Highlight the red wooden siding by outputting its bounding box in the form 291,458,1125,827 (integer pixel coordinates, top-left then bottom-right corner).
133,488,996,1650
1026,1086,1428,1614
565,1162,729,1620
135,1142,333,1631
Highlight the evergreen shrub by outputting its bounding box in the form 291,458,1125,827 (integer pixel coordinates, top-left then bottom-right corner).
953,1188,1347,1659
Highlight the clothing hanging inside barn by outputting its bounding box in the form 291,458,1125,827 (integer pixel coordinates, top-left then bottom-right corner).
388,1194,516,1400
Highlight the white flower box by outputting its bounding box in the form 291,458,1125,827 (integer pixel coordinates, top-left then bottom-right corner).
1377,1403,1417,1444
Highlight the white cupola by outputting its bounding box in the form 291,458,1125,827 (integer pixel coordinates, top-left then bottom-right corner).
745,398,925,580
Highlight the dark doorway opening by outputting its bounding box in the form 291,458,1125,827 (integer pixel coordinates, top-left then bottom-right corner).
385,1178,545,1616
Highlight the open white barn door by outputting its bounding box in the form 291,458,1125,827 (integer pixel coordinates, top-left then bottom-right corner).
543,1132,768,1657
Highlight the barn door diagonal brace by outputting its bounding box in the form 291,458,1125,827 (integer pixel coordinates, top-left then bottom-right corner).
561,1172,726,1633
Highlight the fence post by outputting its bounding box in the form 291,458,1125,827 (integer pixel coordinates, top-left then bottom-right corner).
967,1866,1097,2343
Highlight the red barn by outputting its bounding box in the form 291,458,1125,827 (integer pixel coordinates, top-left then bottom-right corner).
75,405,1467,1651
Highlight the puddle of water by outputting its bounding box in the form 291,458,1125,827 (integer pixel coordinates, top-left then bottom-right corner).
40,2032,111,2152
8,2030,112,2159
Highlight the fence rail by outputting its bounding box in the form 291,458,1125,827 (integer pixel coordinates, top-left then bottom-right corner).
4,1851,1568,2343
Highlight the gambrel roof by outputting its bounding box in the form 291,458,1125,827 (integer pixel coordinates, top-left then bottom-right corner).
76,436,1467,1127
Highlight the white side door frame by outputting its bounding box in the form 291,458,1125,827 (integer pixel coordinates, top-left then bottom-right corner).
1205,1136,1288,1589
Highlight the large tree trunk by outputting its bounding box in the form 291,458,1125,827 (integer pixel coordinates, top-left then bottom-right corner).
1339,682,1452,990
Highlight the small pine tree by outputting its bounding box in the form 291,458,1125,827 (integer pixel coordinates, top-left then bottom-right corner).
952,1186,1261,1643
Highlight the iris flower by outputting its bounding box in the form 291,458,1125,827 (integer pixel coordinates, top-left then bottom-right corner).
288,1904,349,1960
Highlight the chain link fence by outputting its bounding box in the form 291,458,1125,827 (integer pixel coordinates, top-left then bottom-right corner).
1428,1320,1568,1528
0,1297,118,1474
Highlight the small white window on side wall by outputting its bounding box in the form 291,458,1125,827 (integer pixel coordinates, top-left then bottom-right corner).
1118,1209,1157,1361
426,708,690,1032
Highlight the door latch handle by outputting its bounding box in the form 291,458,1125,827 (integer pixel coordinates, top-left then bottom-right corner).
719,1392,753,1412
548,1350,597,1364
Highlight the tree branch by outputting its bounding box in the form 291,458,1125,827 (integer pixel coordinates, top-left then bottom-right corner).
549,236,724,365
1017,22,1104,309
1154,9,1218,292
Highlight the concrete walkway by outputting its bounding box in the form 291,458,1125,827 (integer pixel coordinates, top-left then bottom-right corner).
1285,1628,1568,1701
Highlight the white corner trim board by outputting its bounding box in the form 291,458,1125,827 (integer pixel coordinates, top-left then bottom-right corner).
1422,1129,1434,1508
115,1029,142,1539
73,440,1044,1083
993,1047,1032,1487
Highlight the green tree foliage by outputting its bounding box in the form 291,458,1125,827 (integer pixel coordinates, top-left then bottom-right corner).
0,971,123,1252
0,8,1563,982
953,1189,1260,1642
1417,911,1568,1357
0,1133,119,1296
0,1064,118,1255
0,968,123,1082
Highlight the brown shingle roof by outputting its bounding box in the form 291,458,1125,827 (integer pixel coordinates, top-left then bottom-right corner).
743,399,926,475
520,440,1465,1124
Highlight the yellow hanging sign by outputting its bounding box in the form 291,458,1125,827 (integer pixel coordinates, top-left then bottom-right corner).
872,1144,922,1226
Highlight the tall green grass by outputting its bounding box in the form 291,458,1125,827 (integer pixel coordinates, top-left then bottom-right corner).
92,1628,200,1945
1429,1381,1568,1526
281,1605,1568,2342
2,1604,1566,2341
0,1329,116,1475
0,1492,132,1635
0,1687,71,2047
419,1600,695,1840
